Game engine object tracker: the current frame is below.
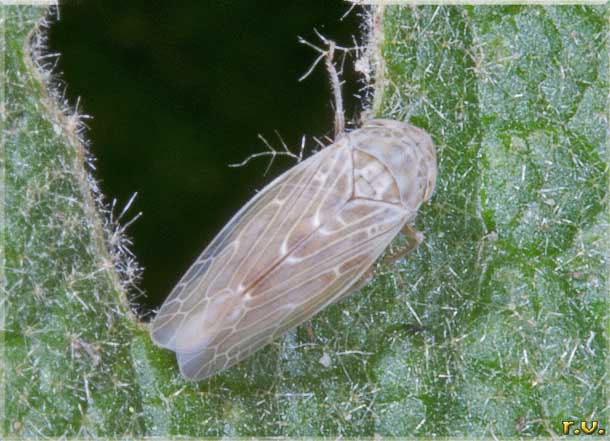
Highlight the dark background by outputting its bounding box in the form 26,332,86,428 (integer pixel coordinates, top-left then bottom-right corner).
48,1,363,317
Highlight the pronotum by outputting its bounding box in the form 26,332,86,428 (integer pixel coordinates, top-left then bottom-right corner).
150,41,437,381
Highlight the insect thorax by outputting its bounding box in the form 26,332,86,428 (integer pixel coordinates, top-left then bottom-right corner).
352,149,402,205
347,119,437,214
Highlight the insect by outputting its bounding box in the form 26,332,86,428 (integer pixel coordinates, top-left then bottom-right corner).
150,41,437,381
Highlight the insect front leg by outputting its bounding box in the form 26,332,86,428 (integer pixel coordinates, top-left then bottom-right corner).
382,224,424,266
323,40,345,137
298,33,346,137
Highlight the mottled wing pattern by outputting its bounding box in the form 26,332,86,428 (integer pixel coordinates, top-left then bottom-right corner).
151,138,409,380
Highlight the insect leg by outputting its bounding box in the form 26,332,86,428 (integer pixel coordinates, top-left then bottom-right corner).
297,34,345,138
330,226,424,307
323,40,345,137
382,224,424,265
304,322,317,343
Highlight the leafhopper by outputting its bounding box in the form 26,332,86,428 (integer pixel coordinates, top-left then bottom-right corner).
151,41,437,380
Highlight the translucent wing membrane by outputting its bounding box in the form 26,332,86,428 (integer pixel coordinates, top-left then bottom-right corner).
151,119,436,380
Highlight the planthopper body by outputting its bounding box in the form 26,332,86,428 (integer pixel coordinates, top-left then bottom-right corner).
151,118,437,380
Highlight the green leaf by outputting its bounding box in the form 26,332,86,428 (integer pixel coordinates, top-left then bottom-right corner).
3,4,608,438
3,6,144,437
374,5,609,436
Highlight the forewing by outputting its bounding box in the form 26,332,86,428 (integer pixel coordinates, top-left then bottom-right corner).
177,199,407,379
151,142,347,361
151,138,409,380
